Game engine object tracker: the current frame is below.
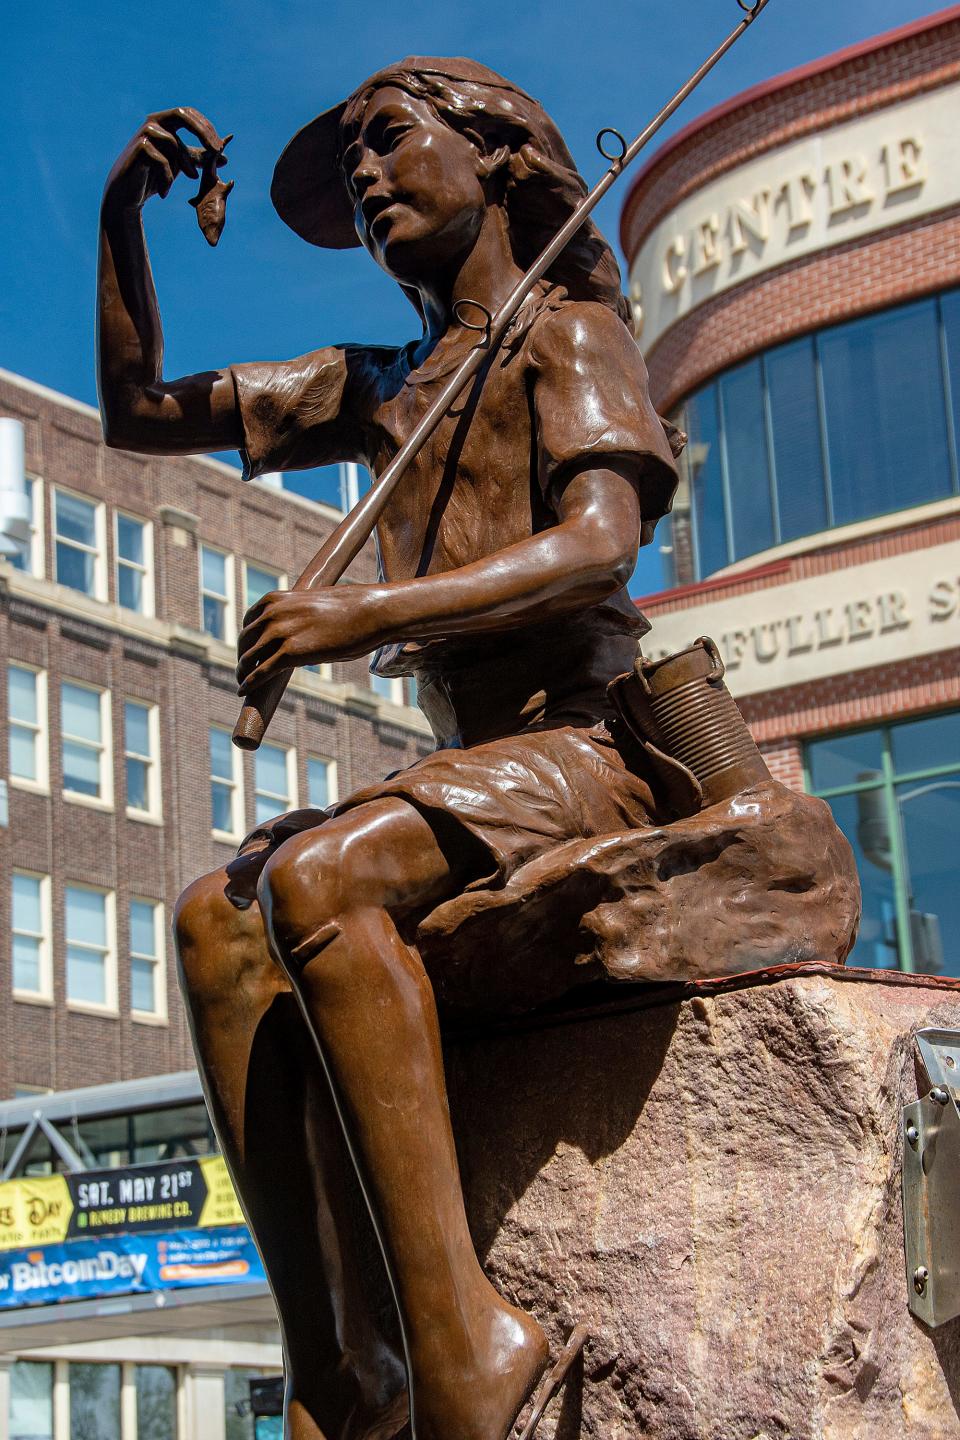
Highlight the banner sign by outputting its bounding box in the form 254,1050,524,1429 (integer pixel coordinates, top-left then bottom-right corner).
0,1156,243,1251
0,1225,265,1309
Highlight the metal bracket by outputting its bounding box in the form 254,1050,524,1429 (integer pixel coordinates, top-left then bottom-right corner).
902,1028,960,1326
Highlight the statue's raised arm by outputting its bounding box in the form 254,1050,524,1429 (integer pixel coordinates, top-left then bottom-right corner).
96,106,241,456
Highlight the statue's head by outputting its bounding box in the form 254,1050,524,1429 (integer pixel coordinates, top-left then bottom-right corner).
271,57,629,323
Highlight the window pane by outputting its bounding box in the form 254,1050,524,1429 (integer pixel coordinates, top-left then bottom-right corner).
225,1370,258,1440
62,684,101,742
127,757,148,810
125,700,150,756
135,1365,177,1440
75,1114,129,1168
132,1102,214,1162
56,492,96,546
822,791,903,970
807,728,884,792
69,1362,121,1440
13,873,42,932
765,337,829,542
255,793,279,825
63,740,102,796
10,1360,53,1440
118,564,143,612
203,594,227,640
67,887,107,946
8,479,36,576
68,946,107,1005
132,957,157,1012
370,673,396,700
131,899,157,956
13,934,41,993
685,384,727,578
719,359,774,560
8,667,38,725
210,728,233,780
890,712,960,777
56,540,95,594
117,515,145,565
939,288,960,467
897,777,960,976
246,565,280,608
308,758,330,808
256,744,288,796
10,727,38,782
211,781,234,833
821,300,952,526
202,547,228,595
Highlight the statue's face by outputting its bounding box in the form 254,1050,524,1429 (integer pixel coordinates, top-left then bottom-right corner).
340,86,489,281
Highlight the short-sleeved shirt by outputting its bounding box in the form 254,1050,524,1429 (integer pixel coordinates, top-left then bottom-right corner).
231,283,678,744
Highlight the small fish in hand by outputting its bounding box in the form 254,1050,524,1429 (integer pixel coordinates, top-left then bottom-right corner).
189,136,234,246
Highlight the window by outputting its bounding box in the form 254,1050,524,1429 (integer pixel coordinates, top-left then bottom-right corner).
669,287,960,583
10,1360,53,1440
244,561,285,611
307,755,337,809
8,663,48,790
65,885,116,1010
115,511,154,615
124,699,161,819
200,545,234,641
254,742,295,825
806,711,960,975
70,1362,121,1440
370,672,405,705
210,725,243,838
7,476,44,578
135,1365,178,1440
130,898,165,1018
54,487,105,598
11,871,51,1000
226,1369,262,1440
61,681,111,804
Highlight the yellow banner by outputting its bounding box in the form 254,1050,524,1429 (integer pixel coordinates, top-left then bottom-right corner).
197,1157,245,1229
0,1177,73,1251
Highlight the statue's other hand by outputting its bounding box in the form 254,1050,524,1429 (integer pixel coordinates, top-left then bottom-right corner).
102,107,224,215
236,587,384,695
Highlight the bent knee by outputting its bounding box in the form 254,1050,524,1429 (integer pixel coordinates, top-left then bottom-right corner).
174,867,274,999
257,830,340,951
174,871,234,953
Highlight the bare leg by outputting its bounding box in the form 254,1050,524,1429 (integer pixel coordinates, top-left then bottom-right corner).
174,849,408,1440
259,800,549,1440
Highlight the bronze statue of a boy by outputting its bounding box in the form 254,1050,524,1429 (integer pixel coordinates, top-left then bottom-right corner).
97,57,857,1440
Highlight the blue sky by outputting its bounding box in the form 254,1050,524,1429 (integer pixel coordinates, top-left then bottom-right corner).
1,0,945,593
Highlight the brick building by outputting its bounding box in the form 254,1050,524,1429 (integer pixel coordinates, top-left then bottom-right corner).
0,368,439,1436
622,6,960,976
0,366,431,1100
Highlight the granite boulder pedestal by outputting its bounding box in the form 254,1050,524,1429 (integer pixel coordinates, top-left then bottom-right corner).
443,968,960,1440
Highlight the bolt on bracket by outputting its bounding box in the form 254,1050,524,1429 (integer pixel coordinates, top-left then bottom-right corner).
902,1028,960,1327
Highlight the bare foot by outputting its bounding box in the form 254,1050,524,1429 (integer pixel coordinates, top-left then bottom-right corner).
410,1295,549,1440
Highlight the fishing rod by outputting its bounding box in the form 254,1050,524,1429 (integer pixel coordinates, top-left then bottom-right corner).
233,0,772,750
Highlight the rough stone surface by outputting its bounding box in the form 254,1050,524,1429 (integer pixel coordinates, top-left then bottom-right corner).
444,974,960,1438
422,783,860,1020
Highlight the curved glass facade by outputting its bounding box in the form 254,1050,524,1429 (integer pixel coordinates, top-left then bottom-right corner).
668,288,960,584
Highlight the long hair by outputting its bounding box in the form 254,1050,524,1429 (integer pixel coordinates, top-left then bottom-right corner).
339,63,632,326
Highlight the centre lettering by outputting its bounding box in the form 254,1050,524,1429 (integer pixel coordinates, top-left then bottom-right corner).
657,135,924,299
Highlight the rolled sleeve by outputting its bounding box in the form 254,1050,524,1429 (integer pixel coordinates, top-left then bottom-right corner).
230,347,363,480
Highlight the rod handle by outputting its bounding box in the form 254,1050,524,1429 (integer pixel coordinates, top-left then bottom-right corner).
233,674,292,750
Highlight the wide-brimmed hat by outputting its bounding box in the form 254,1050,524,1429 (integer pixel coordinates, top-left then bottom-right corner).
270,56,541,249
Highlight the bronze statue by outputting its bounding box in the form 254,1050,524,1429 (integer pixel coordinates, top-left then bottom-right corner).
96,27,858,1440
